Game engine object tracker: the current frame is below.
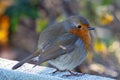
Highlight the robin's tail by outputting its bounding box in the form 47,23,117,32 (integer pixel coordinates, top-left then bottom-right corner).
12,49,41,70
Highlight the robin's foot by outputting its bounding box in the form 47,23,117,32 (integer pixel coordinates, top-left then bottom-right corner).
52,69,66,74
52,69,59,74
63,70,84,77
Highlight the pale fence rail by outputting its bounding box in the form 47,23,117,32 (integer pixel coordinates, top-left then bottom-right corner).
0,58,115,80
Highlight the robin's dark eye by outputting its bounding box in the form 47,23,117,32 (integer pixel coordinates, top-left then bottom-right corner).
77,25,81,28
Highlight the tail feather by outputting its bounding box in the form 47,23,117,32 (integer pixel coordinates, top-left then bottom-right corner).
12,49,40,70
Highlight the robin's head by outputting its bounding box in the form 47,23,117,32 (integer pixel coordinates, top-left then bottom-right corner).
68,16,94,36
68,16,95,50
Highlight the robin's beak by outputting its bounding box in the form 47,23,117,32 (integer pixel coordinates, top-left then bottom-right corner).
88,27,95,30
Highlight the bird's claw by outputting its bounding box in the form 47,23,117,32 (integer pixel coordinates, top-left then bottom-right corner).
62,70,84,77
52,69,66,74
52,69,84,77
52,69,59,74
63,73,84,77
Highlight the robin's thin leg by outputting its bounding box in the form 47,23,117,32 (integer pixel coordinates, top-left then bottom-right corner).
63,70,84,77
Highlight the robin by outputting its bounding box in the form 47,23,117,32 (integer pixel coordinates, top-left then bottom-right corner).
12,16,94,75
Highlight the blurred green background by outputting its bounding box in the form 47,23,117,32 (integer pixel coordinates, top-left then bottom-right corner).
0,0,120,79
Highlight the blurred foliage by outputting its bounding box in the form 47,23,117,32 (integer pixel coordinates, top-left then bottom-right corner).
36,18,48,33
0,16,9,46
102,0,113,5
100,12,113,25
5,0,39,32
85,1,96,22
0,0,12,46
